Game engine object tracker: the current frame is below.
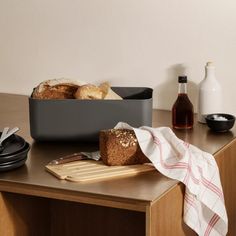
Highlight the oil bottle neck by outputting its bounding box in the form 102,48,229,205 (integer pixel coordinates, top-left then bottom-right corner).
178,82,187,94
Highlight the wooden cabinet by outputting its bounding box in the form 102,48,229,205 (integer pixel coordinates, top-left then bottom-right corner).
0,94,235,235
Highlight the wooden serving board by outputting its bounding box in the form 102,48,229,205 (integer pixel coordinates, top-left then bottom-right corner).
45,160,155,182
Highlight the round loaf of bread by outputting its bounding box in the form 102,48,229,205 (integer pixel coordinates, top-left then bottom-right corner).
99,129,150,166
74,84,104,100
32,78,86,99
75,82,123,100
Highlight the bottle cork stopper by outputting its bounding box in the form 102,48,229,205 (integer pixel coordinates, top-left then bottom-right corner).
206,61,213,66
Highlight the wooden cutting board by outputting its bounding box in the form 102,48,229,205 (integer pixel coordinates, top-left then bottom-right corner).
45,160,155,182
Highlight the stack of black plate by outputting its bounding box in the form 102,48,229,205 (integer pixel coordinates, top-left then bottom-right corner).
0,132,30,172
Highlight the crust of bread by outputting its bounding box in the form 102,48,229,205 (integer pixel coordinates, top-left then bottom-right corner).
32,79,123,100
99,129,150,166
99,82,123,100
74,84,103,100
32,78,86,99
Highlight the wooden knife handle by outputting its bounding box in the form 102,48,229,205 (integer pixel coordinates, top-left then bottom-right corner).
48,153,87,165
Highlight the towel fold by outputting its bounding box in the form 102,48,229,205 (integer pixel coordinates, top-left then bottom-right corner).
115,122,228,236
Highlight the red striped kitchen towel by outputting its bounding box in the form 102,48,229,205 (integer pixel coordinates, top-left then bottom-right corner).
115,122,228,236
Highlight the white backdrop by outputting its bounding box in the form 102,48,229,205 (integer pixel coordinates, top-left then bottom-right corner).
0,0,235,114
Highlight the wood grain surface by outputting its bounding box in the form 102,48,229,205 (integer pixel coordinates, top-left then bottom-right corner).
46,160,155,182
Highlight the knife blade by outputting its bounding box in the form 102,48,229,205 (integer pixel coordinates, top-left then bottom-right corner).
48,151,100,165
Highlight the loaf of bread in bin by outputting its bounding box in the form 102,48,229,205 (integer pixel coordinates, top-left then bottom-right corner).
99,129,150,166
74,84,104,100
32,78,85,99
75,82,123,100
32,80,123,100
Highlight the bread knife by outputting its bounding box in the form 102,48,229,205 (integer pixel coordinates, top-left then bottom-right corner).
48,151,100,165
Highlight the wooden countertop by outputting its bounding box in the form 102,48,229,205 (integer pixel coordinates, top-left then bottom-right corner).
0,93,235,210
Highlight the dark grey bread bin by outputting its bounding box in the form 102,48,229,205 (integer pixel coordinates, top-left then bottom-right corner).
29,87,153,142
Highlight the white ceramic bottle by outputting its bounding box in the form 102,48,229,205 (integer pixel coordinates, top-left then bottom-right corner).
198,62,223,123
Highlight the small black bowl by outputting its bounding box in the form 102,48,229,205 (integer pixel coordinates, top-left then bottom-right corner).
205,113,235,132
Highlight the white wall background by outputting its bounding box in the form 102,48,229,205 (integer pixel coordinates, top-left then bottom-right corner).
0,0,236,114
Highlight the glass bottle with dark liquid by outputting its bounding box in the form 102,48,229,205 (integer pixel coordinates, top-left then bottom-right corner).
172,76,194,129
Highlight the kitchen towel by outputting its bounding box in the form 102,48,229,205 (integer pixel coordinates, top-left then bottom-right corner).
115,122,228,236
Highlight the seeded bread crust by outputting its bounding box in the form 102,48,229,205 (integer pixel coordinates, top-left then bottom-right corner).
99,129,150,166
